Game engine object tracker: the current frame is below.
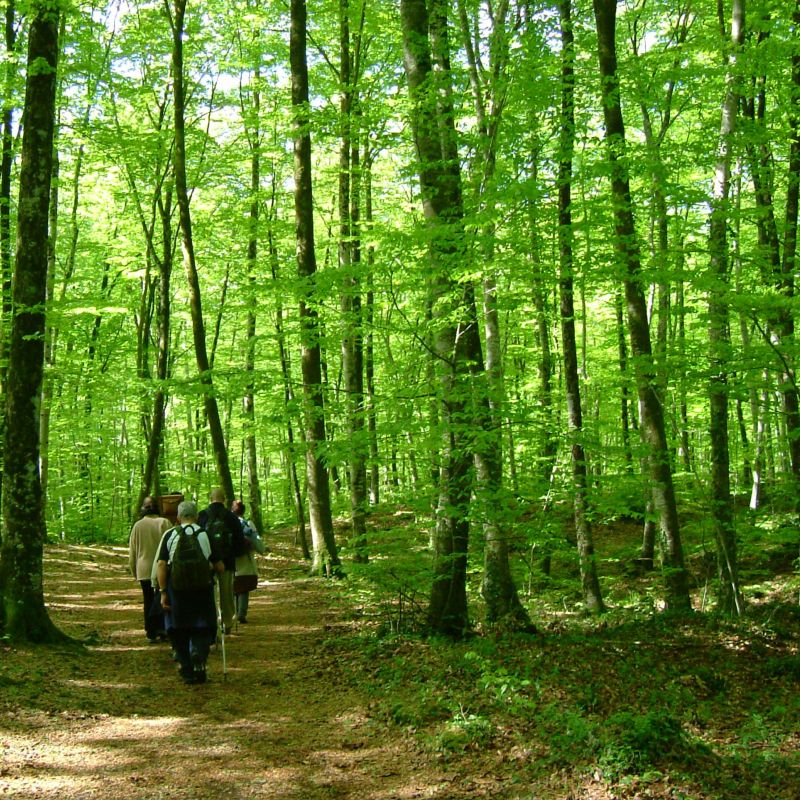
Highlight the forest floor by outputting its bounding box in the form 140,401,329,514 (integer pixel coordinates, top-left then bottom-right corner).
1,516,799,799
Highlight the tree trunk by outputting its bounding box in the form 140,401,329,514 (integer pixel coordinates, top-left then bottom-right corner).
401,0,473,636
338,0,368,562
137,187,173,514
0,0,16,408
168,0,234,502
0,1,68,643
593,0,691,611
558,0,605,615
456,0,530,628
706,0,745,616
269,207,309,559
363,158,380,506
741,19,800,505
290,0,341,576
241,67,265,535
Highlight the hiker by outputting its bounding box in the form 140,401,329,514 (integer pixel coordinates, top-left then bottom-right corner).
199,487,246,635
231,499,266,624
128,496,172,643
157,500,224,685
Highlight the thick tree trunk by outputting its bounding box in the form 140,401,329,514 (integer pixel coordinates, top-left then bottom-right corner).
558,0,605,615
291,0,341,576
593,0,691,611
169,0,234,503
401,0,472,636
0,2,68,642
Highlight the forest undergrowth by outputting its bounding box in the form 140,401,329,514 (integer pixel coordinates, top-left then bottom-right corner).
0,507,799,799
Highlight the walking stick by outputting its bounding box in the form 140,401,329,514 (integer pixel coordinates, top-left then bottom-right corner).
214,579,227,680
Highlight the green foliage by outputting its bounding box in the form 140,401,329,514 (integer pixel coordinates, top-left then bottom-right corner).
423,709,495,755
338,519,432,635
597,710,687,781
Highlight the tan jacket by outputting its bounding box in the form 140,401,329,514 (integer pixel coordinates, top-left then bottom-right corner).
129,515,172,581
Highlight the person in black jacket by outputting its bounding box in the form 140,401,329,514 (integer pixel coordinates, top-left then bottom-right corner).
199,487,246,634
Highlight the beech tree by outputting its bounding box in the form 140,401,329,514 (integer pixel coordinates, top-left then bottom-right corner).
0,0,66,642
291,0,341,576
558,0,604,615
167,0,235,502
707,0,745,616
592,0,691,611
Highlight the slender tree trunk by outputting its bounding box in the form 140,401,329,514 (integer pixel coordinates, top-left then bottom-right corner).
338,0,368,561
168,0,234,502
614,289,633,469
138,189,173,513
457,0,530,627
269,208,309,559
706,0,745,616
0,0,16,404
0,1,68,642
241,68,265,535
364,158,380,506
593,0,691,611
291,0,340,575
786,0,800,291
741,24,800,504
558,0,605,615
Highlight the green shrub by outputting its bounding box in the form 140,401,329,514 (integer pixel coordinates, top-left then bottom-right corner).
598,710,685,780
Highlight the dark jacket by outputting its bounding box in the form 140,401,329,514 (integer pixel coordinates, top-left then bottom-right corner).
199,502,245,570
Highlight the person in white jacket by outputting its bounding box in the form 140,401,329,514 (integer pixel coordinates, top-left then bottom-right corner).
128,496,171,642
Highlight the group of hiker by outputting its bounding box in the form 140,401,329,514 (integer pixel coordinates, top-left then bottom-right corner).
127,488,267,685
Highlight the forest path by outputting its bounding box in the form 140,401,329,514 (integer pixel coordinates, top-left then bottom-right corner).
0,529,457,800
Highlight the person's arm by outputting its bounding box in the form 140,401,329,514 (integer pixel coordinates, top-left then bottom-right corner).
128,529,137,577
157,560,171,610
247,523,267,555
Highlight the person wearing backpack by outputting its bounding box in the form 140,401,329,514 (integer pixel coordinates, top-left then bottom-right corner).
156,500,224,685
199,487,247,635
231,499,267,624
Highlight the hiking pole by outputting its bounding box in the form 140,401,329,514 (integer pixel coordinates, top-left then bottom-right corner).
214,579,227,680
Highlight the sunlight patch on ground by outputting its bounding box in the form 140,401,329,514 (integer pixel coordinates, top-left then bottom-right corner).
63,679,141,690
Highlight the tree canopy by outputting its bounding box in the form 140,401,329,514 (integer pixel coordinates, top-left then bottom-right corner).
1,0,799,637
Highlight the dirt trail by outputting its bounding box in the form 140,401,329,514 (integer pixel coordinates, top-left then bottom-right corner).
0,532,459,800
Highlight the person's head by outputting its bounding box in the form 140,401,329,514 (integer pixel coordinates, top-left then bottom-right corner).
141,496,160,516
209,487,225,505
231,499,245,517
177,500,198,523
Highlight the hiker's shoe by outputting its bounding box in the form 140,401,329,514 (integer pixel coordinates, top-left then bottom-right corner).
193,664,207,684
146,635,159,644
179,666,195,685
238,618,247,624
